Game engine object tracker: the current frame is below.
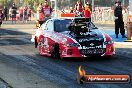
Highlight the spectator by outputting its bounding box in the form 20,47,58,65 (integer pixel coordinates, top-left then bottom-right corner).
37,3,44,27
114,1,126,38
3,6,8,21
42,1,52,21
0,9,4,27
9,7,12,20
74,0,83,17
27,7,32,21
24,6,28,23
11,3,17,24
18,7,23,21
83,2,91,21
70,7,74,13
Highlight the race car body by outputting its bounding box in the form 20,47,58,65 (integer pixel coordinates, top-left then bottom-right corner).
34,18,115,59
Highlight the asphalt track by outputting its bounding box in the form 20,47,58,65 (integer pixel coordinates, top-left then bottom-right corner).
0,24,132,88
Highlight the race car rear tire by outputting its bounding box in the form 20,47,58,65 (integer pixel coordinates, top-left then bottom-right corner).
38,38,44,55
35,37,38,48
51,43,60,59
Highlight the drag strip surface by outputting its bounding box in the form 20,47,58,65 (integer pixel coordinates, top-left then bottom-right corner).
0,26,132,88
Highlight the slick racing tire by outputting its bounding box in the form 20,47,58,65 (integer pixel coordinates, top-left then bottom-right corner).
51,43,60,59
34,37,38,48
104,56,112,59
38,38,43,55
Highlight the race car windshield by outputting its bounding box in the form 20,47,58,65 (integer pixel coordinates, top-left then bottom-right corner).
54,19,97,32
54,19,72,32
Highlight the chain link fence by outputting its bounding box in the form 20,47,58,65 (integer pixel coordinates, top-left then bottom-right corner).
91,7,129,24
52,0,129,24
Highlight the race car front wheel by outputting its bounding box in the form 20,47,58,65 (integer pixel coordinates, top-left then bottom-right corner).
51,43,60,59
104,56,112,59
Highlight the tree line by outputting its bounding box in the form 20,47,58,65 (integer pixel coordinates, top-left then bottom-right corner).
0,0,129,9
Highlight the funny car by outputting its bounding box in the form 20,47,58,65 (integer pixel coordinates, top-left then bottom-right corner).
34,17,115,59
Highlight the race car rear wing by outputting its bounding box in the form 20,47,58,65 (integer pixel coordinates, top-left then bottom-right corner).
60,13,75,17
58,17,90,23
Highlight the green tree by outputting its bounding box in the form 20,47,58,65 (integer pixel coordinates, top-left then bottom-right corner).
0,0,8,7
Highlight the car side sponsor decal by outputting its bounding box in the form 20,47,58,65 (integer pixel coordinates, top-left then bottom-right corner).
60,32,82,49
80,32,92,36
52,34,62,40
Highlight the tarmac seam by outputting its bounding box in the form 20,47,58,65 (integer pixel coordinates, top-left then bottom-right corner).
0,77,13,88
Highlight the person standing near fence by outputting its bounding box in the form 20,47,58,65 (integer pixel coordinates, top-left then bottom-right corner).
37,3,44,27
0,9,4,27
27,7,32,21
19,7,23,21
24,6,28,23
74,0,83,17
3,6,8,21
83,2,91,21
9,7,12,20
114,1,126,38
42,1,52,21
11,3,17,24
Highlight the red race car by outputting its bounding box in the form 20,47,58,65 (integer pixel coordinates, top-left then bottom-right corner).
34,18,115,59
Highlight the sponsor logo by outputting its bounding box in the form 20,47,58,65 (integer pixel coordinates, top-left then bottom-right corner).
82,45,102,49
90,43,94,46
79,39,90,43
80,32,91,36
77,66,130,84
79,38,103,43
81,49,104,54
